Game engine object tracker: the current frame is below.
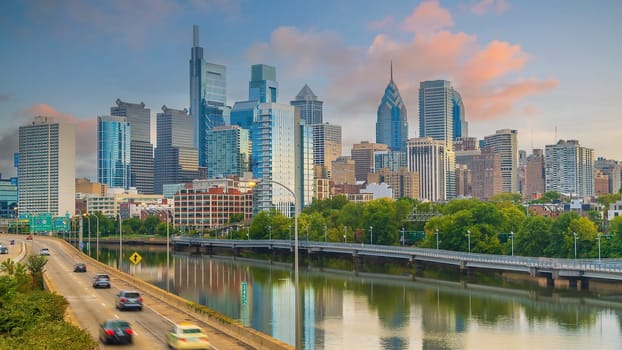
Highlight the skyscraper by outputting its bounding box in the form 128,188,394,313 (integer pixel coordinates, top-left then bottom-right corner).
97,115,131,189
249,64,278,103
312,123,342,177
189,25,228,166
154,106,198,194
484,129,519,193
111,99,154,194
351,141,388,182
407,137,446,201
545,140,594,197
206,125,250,179
452,90,467,140
376,63,408,152
18,116,75,216
291,84,323,125
525,149,545,199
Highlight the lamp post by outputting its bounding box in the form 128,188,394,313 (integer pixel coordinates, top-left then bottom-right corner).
254,178,300,349
166,210,171,292
510,231,514,256
83,214,91,256
247,227,250,240
269,225,272,241
466,230,471,253
344,226,347,244
401,227,405,246
119,214,123,269
598,232,602,261
435,229,439,250
573,232,578,259
94,214,100,261
14,207,19,235
369,226,373,245
324,225,327,242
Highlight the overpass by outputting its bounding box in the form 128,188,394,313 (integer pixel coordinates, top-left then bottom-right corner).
173,237,622,284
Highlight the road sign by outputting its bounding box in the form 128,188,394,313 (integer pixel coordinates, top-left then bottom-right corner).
129,252,142,265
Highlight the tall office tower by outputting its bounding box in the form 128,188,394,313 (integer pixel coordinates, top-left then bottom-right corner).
594,157,622,194
249,64,278,103
452,90,467,140
331,156,356,185
291,84,323,125
189,25,228,165
374,150,407,172
312,123,342,177
518,149,527,195
154,106,198,194
18,116,75,216
296,114,314,210
97,116,131,189
206,125,250,178
419,80,459,198
525,149,545,199
111,99,154,194
484,129,519,193
470,148,503,200
407,137,447,201
230,100,260,130
376,63,408,152
545,140,594,197
351,141,388,182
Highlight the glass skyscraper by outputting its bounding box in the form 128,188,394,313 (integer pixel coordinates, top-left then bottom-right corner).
206,125,250,179
452,90,467,140
97,115,131,189
154,106,198,194
249,64,278,103
376,63,408,152
291,84,323,125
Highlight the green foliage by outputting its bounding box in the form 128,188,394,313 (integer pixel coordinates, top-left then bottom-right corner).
0,320,98,350
488,193,523,204
515,216,553,257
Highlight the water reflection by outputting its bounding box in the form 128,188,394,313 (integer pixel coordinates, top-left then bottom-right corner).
96,244,622,350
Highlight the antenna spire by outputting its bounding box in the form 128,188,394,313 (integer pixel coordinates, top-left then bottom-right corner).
390,60,393,82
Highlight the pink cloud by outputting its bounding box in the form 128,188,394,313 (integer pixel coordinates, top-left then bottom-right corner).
470,0,511,15
401,0,453,35
368,16,394,31
459,40,528,86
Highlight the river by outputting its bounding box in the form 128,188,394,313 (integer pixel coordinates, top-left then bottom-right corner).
93,244,622,350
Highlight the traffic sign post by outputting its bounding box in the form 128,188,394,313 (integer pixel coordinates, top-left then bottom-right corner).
129,252,142,265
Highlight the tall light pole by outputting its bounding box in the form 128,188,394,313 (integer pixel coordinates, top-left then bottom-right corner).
435,229,439,250
247,227,250,240
573,232,578,259
324,225,327,242
369,226,373,245
253,178,300,349
14,207,19,235
119,214,123,269
83,214,91,256
166,210,171,292
466,230,471,253
94,214,100,261
510,231,514,256
401,227,405,246
344,226,348,244
598,232,602,261
268,225,272,241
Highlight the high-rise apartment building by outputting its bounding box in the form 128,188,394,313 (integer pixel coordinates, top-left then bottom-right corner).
206,125,250,178
376,64,408,152
545,140,594,197
97,115,131,189
110,99,154,194
291,84,323,125
594,157,622,194
312,123,342,177
249,64,278,103
525,149,545,199
18,116,75,216
154,106,198,194
407,137,447,201
189,25,228,166
230,100,260,130
351,142,388,182
484,129,519,193
470,148,503,200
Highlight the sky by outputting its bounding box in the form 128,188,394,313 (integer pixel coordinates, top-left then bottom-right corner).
1,0,621,180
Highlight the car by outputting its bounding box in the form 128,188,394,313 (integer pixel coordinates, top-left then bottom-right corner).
73,263,87,272
39,248,50,256
9,239,15,245
116,290,143,311
92,273,111,288
26,235,33,240
99,319,133,345
166,322,210,350
0,246,8,254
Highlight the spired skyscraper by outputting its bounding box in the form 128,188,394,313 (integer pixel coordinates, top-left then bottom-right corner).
97,115,131,189
189,25,228,167
291,84,323,125
376,63,408,153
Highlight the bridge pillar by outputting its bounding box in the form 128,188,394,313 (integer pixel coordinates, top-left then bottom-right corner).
529,267,537,277
233,247,240,257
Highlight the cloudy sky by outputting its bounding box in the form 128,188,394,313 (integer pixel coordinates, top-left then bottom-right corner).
1,0,620,179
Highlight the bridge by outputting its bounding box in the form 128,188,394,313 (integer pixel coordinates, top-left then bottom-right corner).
173,237,622,284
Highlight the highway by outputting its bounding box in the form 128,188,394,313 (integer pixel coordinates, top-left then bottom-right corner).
1,234,260,350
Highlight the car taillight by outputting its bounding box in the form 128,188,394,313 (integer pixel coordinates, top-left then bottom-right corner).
200,337,209,342
179,337,187,342
125,329,133,335
105,329,115,336
120,297,127,302
139,297,143,302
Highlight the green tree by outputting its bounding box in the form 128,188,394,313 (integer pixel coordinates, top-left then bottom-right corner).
515,216,553,257
568,217,598,258
143,215,160,235
25,255,48,290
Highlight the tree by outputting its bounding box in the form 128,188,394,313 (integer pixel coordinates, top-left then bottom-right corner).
515,216,553,257
25,255,48,290
143,215,160,235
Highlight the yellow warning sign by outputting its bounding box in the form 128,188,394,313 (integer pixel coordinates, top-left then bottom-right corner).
129,252,142,265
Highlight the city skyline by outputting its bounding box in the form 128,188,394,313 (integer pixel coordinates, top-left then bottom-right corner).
0,0,621,179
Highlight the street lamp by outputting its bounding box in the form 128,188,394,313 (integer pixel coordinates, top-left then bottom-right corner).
510,231,514,256
119,214,123,269
269,225,272,241
83,214,91,256
324,225,327,242
166,210,171,292
344,226,348,244
573,232,578,259
14,207,19,235
598,232,602,261
93,214,100,261
247,227,250,240
466,230,471,253
435,229,439,250
369,226,373,245
253,178,300,349
401,227,405,247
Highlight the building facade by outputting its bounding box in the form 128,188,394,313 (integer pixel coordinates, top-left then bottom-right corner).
470,148,503,200
367,167,419,200
249,64,278,103
525,149,545,199
154,106,198,194
484,129,519,193
407,137,447,201
206,125,250,179
351,142,388,182
110,99,154,194
312,123,342,177
18,116,75,216
331,156,356,185
291,84,323,125
97,115,131,189
376,64,408,152
545,139,594,197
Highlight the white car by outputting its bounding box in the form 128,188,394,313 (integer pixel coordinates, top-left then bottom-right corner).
39,248,50,256
166,322,210,349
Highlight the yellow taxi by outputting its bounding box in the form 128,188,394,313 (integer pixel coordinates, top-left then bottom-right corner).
166,322,210,350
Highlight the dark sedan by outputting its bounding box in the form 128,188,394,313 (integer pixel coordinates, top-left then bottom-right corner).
99,319,133,345
73,263,87,272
